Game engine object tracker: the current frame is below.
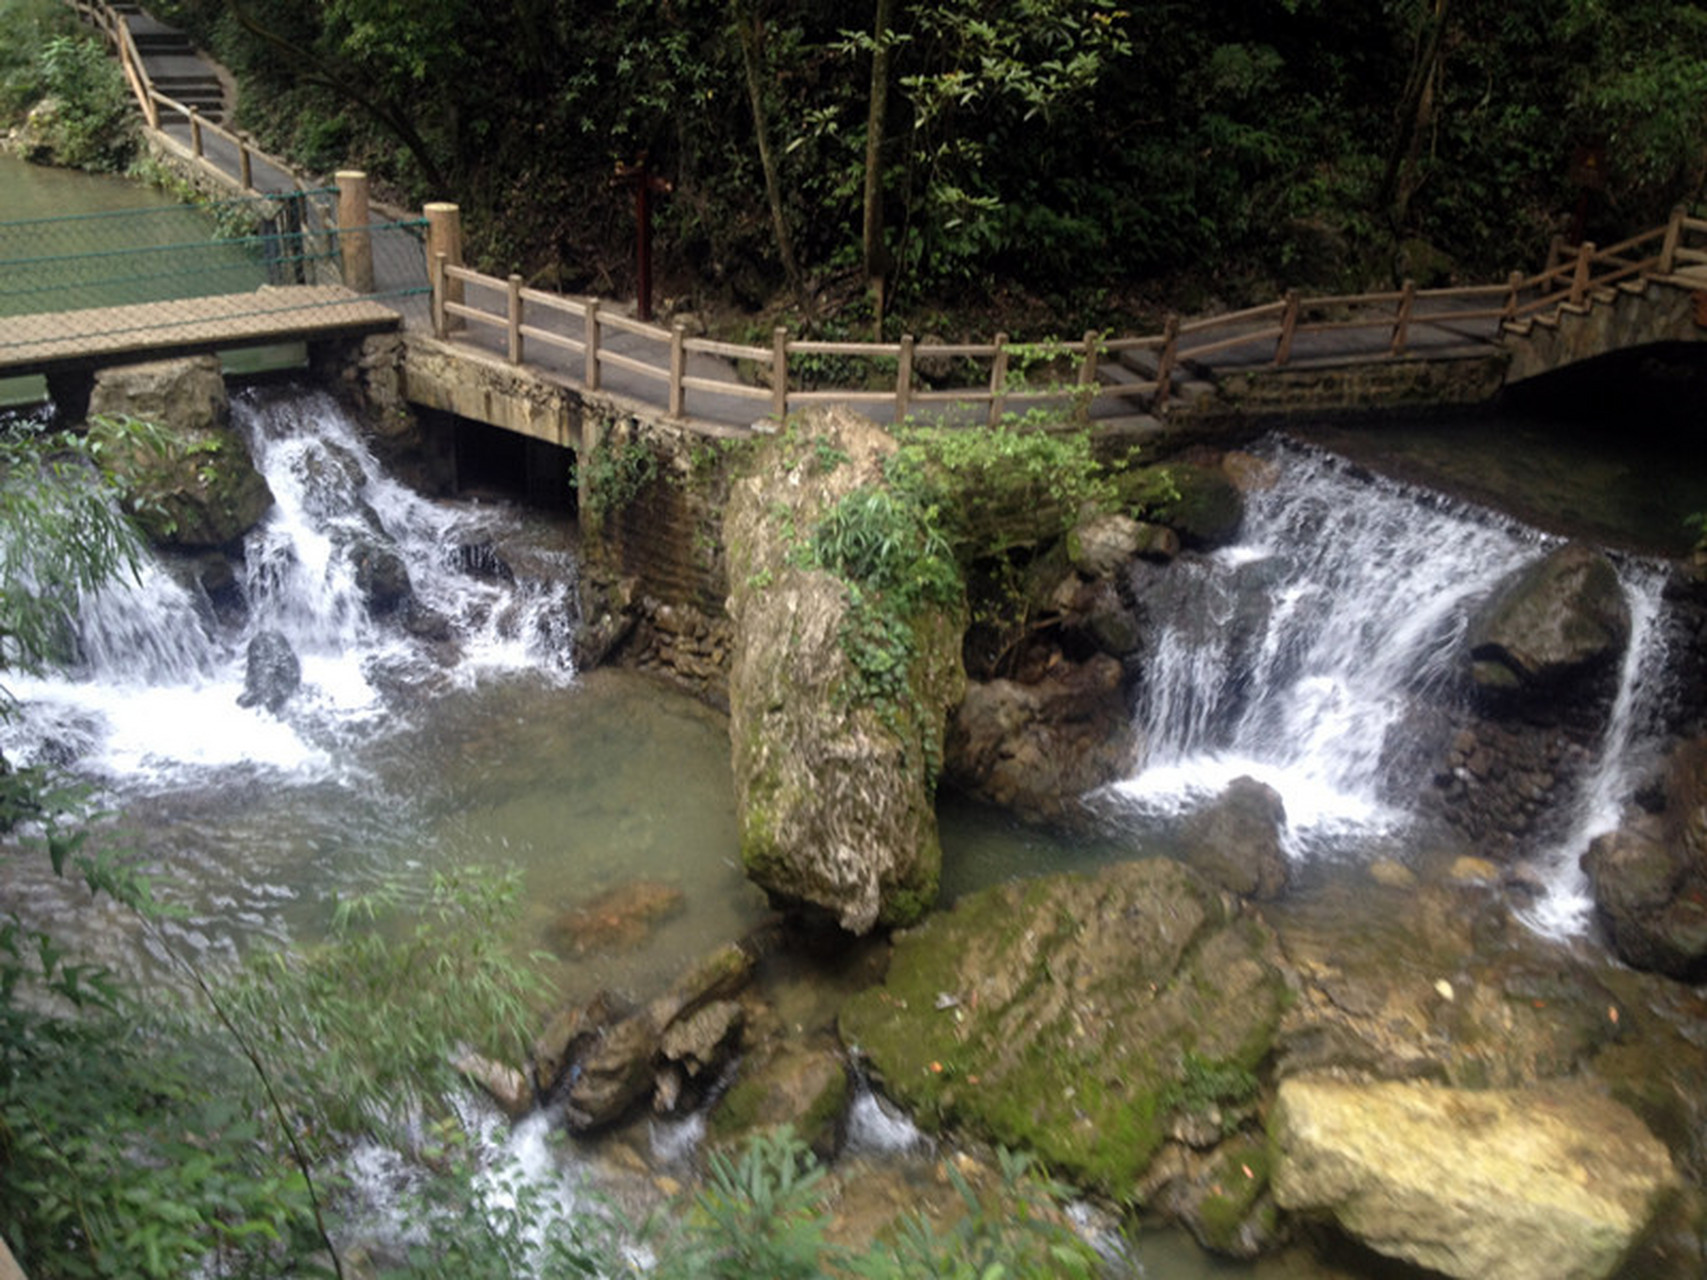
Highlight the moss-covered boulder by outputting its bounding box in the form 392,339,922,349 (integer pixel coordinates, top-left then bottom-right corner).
724,407,966,933
88,358,272,549
1467,541,1630,696
708,1042,851,1160
838,859,1290,1198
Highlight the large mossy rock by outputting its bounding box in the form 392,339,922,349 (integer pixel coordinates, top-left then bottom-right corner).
724,407,966,933
838,859,1290,1196
88,357,273,548
1271,1076,1677,1280
1467,542,1630,696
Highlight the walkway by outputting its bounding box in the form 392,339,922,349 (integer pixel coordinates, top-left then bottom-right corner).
0,286,399,377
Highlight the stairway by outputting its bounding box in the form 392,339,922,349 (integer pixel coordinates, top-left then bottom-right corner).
111,4,228,125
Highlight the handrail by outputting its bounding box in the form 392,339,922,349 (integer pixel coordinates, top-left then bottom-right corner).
425,205,1707,424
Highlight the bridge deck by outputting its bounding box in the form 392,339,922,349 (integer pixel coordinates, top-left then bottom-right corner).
0,286,400,377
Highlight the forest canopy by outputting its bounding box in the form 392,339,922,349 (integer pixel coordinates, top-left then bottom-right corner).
140,0,1707,328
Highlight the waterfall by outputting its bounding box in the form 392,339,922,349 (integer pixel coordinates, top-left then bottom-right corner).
1111,440,1673,911
1,386,578,788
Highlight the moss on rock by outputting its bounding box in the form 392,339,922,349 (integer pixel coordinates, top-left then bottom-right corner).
838,859,1290,1199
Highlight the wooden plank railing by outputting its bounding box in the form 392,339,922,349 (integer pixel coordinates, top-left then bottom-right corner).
428,204,1707,426
68,0,306,198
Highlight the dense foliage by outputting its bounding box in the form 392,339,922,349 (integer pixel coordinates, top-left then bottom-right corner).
133,0,1707,332
0,0,135,170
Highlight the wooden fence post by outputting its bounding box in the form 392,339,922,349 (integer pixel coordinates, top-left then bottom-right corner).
1502,270,1524,322
1546,233,1567,272
987,333,1010,425
1569,241,1595,306
1153,315,1180,415
431,251,447,338
424,202,463,332
584,299,602,389
335,170,374,294
772,326,788,421
1275,291,1300,365
239,142,253,191
1076,329,1099,422
668,322,687,419
1390,280,1416,354
507,274,524,364
1660,204,1686,275
896,334,915,424
189,106,203,157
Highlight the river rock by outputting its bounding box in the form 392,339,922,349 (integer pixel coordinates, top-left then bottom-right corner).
725,406,966,932
546,879,687,954
1271,1075,1677,1280
1066,513,1143,579
708,1041,851,1160
1148,460,1244,548
1181,776,1289,899
236,629,300,714
944,654,1138,822
1583,736,1707,978
88,361,274,549
838,859,1290,1198
1467,542,1630,697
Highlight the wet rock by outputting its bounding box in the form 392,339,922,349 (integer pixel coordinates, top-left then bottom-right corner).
454,1050,533,1120
839,859,1289,1198
943,654,1138,823
1138,1135,1282,1259
725,406,965,932
1066,513,1143,579
1271,1075,1677,1280
1467,542,1630,697
456,542,515,583
708,1042,851,1160
658,999,744,1083
533,989,626,1097
344,532,412,615
88,363,274,549
1075,578,1143,657
236,629,300,714
546,879,686,954
1583,737,1707,978
564,1009,661,1130
1181,776,1290,900
1148,461,1244,548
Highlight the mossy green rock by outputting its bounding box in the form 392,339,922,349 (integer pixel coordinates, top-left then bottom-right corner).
708,1042,851,1160
725,407,965,933
1136,462,1244,548
839,859,1289,1197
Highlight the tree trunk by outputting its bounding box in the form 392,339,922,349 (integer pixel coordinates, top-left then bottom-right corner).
1380,0,1450,238
733,0,807,311
862,0,896,335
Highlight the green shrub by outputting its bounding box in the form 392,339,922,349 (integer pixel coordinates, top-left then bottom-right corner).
35,32,136,171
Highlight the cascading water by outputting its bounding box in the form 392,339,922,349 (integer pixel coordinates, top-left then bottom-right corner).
2,385,577,786
1110,439,1673,929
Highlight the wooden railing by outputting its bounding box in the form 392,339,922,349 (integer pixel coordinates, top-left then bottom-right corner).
69,0,308,198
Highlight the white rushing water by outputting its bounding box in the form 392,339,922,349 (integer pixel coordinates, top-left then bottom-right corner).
2,386,577,790
1110,440,1672,929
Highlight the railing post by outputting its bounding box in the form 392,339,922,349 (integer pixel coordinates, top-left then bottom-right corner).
335,170,374,294
1569,241,1595,306
431,252,447,338
987,332,1010,425
507,274,524,364
1076,328,1099,422
189,106,203,157
1275,290,1300,365
1502,270,1524,322
1390,279,1416,355
771,326,788,421
144,88,159,131
668,321,687,419
1660,204,1686,275
239,142,253,192
1153,314,1180,415
584,299,602,389
424,202,463,332
1547,233,1567,272
895,334,915,424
